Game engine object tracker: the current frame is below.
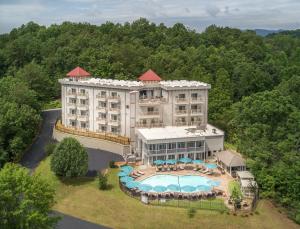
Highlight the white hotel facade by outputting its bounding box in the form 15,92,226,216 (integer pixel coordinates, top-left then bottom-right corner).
60,67,224,165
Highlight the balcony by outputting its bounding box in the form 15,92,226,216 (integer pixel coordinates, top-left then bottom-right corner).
96,94,107,100
175,121,188,126
190,109,202,115
96,117,107,125
108,107,120,114
67,102,76,106
175,98,188,104
107,96,120,102
175,110,188,116
108,119,120,126
67,113,76,118
190,98,204,104
138,97,166,106
77,103,89,108
136,121,163,128
77,115,89,121
67,91,77,96
77,92,89,98
96,106,107,112
191,121,202,126
140,111,160,118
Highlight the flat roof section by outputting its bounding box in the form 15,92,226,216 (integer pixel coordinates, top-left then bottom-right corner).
137,124,224,142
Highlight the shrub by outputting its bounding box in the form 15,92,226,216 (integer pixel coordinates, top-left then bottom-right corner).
109,160,117,168
45,142,56,156
50,137,88,177
187,207,196,218
98,172,108,190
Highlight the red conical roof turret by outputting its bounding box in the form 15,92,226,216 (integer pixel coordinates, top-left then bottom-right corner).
66,67,91,77
138,69,162,81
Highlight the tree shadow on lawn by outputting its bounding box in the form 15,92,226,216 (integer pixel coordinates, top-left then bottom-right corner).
58,176,95,187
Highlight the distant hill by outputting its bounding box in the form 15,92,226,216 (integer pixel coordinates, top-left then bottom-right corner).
254,29,286,37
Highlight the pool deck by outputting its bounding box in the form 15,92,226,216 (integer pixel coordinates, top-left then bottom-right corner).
134,165,233,197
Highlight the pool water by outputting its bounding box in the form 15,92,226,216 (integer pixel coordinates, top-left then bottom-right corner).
139,174,220,193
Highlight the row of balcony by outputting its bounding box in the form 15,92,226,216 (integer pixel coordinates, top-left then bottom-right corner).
175,97,204,104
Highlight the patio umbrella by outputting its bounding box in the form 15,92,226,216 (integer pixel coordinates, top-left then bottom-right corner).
167,184,180,192
181,185,196,192
138,184,152,192
118,171,128,177
208,180,221,187
193,159,204,164
179,157,192,164
204,163,217,169
197,185,212,192
153,185,167,192
120,176,134,183
120,165,134,173
165,159,177,165
125,181,139,189
153,160,165,165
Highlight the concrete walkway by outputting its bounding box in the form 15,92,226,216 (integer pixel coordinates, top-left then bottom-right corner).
20,109,122,229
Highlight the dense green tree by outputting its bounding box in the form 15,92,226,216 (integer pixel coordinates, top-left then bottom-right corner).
51,138,88,177
0,163,58,228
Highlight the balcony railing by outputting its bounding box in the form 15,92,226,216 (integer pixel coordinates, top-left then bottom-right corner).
191,98,203,103
136,121,163,128
67,102,76,106
175,110,187,114
109,107,120,112
67,91,77,96
191,121,202,126
77,103,89,108
96,94,107,99
191,109,202,114
176,98,188,103
55,120,130,145
140,111,160,116
96,106,106,111
77,92,89,97
77,115,89,120
175,121,188,126
146,147,204,155
138,97,166,104
108,96,120,100
67,113,76,118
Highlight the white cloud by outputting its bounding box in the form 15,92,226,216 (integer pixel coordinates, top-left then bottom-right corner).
0,0,300,33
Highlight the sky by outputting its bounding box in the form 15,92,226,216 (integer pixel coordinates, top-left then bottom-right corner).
0,0,300,34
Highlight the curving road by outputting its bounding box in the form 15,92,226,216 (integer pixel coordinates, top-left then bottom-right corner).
21,109,123,229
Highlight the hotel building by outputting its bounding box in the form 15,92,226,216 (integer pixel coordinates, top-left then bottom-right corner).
59,67,224,165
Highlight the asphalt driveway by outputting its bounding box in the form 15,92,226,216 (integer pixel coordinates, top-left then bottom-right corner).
20,109,123,229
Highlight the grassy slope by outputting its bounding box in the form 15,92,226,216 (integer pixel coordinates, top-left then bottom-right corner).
35,157,299,229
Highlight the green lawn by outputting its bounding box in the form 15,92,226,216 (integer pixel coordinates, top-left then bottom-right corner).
35,156,299,229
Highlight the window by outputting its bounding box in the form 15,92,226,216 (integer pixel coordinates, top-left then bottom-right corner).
191,105,198,110
71,88,76,93
99,125,106,132
101,91,106,96
69,120,76,127
196,141,203,148
147,107,154,112
187,141,195,148
111,114,118,121
111,103,118,109
177,142,186,148
80,89,85,94
168,143,176,149
80,122,87,128
111,126,119,133
80,110,87,116
111,92,118,97
168,155,175,159
178,105,186,111
80,99,86,105
191,93,198,99
99,101,106,107
99,113,106,119
69,109,76,115
178,94,186,99
69,98,76,104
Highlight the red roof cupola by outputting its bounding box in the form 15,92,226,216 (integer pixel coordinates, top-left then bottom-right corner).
66,66,91,77
138,69,162,82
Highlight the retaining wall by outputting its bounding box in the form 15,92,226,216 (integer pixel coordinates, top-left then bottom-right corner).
53,127,130,157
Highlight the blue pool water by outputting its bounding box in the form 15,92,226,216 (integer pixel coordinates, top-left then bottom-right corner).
138,174,220,193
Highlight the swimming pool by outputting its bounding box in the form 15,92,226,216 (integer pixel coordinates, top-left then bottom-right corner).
138,174,220,193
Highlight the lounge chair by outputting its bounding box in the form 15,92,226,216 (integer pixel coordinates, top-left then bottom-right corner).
173,166,177,171
130,174,138,178
132,171,141,177
137,170,145,175
180,165,184,170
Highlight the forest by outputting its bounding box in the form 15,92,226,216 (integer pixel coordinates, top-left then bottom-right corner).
0,19,299,222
